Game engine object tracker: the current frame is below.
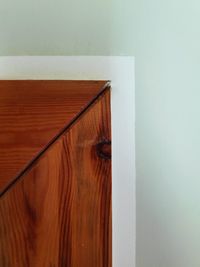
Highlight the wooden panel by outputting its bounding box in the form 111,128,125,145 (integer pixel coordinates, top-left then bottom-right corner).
0,89,111,267
0,80,107,192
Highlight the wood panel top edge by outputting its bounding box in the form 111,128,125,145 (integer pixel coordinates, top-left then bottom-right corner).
0,80,109,83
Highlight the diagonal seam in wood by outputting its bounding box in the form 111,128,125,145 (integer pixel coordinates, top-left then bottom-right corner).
0,82,111,198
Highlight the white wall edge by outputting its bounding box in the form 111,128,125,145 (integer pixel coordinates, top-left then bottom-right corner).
0,56,135,267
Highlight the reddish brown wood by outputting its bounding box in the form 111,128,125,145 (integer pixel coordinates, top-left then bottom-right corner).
0,80,107,192
0,89,111,267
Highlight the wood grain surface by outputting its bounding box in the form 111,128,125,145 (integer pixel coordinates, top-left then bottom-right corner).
0,89,111,267
0,80,107,193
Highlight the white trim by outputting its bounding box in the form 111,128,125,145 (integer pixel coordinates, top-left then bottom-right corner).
0,56,135,267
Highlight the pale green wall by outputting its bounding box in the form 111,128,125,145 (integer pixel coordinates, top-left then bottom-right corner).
135,1,200,266
0,0,133,55
1,0,200,266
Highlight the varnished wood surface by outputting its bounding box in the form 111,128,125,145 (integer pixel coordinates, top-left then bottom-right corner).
0,89,111,267
0,80,107,192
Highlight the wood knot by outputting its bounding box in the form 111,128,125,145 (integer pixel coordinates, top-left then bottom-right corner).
96,140,111,160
